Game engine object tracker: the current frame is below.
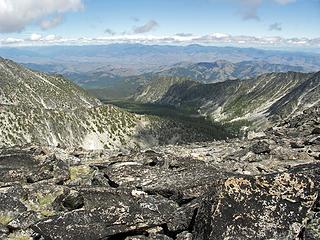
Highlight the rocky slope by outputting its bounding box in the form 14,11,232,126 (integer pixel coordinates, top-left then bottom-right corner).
0,58,100,109
0,105,319,240
0,58,220,150
135,71,320,128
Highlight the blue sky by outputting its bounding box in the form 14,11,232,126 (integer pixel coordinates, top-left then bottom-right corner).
0,0,319,48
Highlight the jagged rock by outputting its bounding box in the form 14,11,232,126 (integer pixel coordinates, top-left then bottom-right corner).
0,152,38,184
193,164,320,240
250,141,271,154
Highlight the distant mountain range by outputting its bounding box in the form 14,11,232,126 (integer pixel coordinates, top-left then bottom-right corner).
152,60,309,83
23,59,318,100
134,71,320,128
1,44,320,71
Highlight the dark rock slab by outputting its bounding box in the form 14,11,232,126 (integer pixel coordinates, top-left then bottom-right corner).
193,164,320,240
32,188,181,240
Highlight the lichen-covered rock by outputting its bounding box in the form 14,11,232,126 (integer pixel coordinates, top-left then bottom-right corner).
194,164,320,240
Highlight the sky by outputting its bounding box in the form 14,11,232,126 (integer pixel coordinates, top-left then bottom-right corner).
0,0,319,49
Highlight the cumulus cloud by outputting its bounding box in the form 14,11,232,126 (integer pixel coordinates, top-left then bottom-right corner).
40,15,64,30
1,32,319,48
0,0,84,33
269,22,282,31
133,20,159,34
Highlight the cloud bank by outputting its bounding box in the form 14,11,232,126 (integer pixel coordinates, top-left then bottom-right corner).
1,32,319,48
0,0,83,33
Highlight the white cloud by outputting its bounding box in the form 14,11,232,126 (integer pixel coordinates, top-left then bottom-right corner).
2,37,24,44
30,33,42,41
0,0,83,33
1,32,319,48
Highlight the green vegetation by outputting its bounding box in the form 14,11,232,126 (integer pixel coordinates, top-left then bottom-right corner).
103,100,245,140
69,165,92,180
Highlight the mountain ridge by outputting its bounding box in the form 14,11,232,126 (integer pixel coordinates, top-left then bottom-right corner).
134,71,320,128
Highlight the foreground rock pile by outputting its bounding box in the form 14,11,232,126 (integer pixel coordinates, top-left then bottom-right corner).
0,107,319,240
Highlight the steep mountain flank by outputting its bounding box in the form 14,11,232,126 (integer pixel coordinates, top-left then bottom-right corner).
135,71,320,128
133,76,197,103
0,58,100,109
268,71,320,118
